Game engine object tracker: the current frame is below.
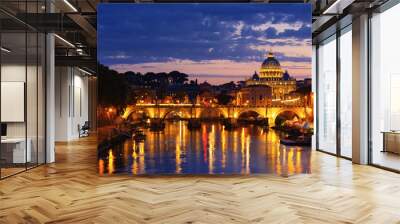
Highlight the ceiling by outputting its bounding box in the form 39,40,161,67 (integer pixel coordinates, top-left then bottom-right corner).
1,0,391,73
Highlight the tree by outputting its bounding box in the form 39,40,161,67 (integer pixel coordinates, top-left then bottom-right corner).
168,71,188,84
219,81,237,91
173,91,187,102
124,71,143,86
216,92,233,105
295,85,311,95
98,64,129,110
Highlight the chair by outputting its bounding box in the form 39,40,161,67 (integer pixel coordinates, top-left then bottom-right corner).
79,121,90,138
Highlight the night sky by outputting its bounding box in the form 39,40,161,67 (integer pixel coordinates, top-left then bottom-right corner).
98,4,312,84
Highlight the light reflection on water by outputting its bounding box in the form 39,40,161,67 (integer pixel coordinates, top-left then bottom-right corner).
99,121,311,176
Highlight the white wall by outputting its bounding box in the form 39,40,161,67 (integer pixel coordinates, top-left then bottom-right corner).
55,67,89,141
1,64,26,138
1,63,46,164
55,66,69,141
72,72,89,138
1,64,42,138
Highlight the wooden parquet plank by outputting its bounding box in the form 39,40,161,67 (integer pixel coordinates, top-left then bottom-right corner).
0,136,400,223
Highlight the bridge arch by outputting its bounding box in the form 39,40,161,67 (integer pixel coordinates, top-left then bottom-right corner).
122,106,151,120
237,110,261,120
274,111,300,127
236,107,267,118
162,109,191,120
269,107,306,127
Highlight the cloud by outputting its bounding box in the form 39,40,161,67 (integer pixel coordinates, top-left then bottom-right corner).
251,21,304,34
248,42,311,58
256,37,310,45
232,21,244,37
105,52,131,59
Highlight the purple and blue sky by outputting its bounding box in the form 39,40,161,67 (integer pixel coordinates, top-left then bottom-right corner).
98,4,312,84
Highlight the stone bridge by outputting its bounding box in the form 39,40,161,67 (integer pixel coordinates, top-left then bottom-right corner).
122,104,310,126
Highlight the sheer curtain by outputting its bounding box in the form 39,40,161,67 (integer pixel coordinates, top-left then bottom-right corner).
317,36,337,154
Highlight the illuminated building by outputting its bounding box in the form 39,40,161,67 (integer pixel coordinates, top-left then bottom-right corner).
245,52,297,100
235,85,272,106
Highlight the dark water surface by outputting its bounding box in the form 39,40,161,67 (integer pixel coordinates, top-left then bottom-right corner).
98,121,311,176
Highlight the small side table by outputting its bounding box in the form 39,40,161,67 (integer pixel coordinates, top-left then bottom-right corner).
381,131,400,154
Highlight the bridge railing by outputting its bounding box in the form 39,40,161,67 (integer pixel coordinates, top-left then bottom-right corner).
133,102,305,108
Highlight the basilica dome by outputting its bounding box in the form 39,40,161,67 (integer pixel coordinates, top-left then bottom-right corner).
259,52,284,79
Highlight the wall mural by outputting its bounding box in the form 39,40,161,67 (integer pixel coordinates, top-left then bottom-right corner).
97,4,313,175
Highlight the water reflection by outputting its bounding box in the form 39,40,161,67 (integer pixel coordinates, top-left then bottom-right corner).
98,121,311,176
108,149,114,175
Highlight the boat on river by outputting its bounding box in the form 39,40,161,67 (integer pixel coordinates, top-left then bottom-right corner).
133,130,146,142
280,135,311,146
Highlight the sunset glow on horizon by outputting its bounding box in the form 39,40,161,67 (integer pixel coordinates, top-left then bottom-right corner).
110,58,311,84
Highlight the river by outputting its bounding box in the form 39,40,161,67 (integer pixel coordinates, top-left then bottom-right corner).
98,121,311,176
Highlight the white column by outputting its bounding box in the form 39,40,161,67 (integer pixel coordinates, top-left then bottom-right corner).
352,14,369,164
46,32,55,163
312,45,317,150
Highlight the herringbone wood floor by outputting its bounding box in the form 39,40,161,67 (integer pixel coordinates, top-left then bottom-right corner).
1,136,400,224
